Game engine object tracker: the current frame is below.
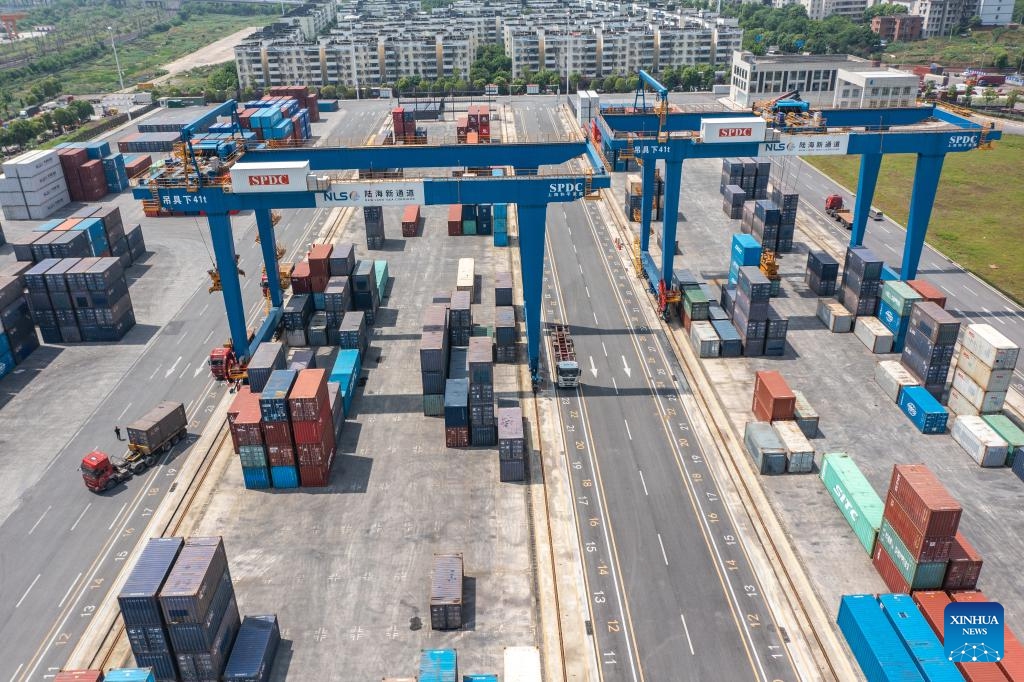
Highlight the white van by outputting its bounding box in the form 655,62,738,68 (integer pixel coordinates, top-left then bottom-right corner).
869,208,884,221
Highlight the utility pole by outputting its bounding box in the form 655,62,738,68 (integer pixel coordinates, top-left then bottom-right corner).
108,26,131,121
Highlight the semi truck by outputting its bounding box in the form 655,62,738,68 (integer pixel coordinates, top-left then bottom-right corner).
552,324,581,389
825,194,853,229
80,401,188,492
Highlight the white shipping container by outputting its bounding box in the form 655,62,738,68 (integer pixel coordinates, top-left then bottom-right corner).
817,298,854,333
772,420,815,473
699,117,767,144
229,161,312,193
1,204,29,220
27,192,70,219
0,175,21,192
504,646,542,682
961,323,1020,370
456,257,475,294
20,175,69,203
946,387,980,418
951,415,1009,467
690,320,721,358
0,189,25,206
2,149,59,179
854,317,894,354
4,165,64,193
956,347,1014,392
951,368,1006,413
874,360,920,402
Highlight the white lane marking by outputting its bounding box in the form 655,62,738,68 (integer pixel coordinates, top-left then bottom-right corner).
657,533,669,565
884,243,897,252
876,225,889,234
117,402,132,420
624,419,633,440
69,503,92,532
612,377,619,394
638,470,649,496
572,244,577,253
940,285,953,294
186,399,195,412
964,285,979,296
589,356,598,378
108,502,128,531
28,506,52,536
602,341,608,357
57,573,82,609
199,303,209,315
622,355,632,377
1006,306,1019,315
16,574,41,608
179,362,191,379
164,356,182,378
593,312,598,325
148,365,162,380
680,614,696,655
585,286,591,298
10,663,23,681
579,264,583,274
177,331,189,345
194,364,206,378
203,329,215,344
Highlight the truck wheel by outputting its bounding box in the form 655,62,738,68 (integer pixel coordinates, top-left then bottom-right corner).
134,462,147,475
144,455,155,468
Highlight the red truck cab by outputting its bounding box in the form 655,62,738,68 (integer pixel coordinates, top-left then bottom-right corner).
80,451,117,492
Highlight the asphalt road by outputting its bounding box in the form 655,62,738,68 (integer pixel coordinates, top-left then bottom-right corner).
519,101,799,681
771,153,1024,394
0,100,389,681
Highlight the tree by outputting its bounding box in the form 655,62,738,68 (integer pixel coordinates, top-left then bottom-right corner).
963,84,975,106
67,99,94,122
993,51,1009,68
206,63,237,92
52,107,75,130
1006,89,1021,110
982,87,998,106
7,119,41,145
864,2,908,19
320,84,337,99
41,111,54,130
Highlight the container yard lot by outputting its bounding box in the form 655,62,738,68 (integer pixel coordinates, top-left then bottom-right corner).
185,201,538,680
629,138,1024,635
0,99,392,682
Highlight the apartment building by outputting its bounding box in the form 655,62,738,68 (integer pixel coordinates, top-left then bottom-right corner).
870,14,924,41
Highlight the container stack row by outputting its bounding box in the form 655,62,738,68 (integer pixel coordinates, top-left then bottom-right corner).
363,206,385,249
728,233,761,287
0,149,70,220
117,536,279,682
25,256,136,343
268,84,320,122
450,289,473,347
455,104,490,142
497,405,527,482
0,263,39,380
745,198,794,254
394,106,428,144
901,301,959,400
949,323,1018,418
624,171,665,223
446,202,499,237
743,370,814,474
720,158,770,201
838,245,883,317
422,300,451,416
468,336,496,446
723,265,788,357
805,250,838,297
238,95,312,142
492,169,509,247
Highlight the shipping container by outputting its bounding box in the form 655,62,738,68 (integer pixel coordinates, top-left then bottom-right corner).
943,532,983,590
119,537,185,627
53,673,104,682
909,302,960,346
222,614,280,682
772,420,814,473
947,388,981,419
159,537,230,625
881,281,923,317
103,671,156,682
854,317,894,354
817,298,854,333
504,646,542,682
888,464,962,538
947,591,1019,681
911,590,949,637
951,368,1007,413
259,370,297,423
689,320,720,358
752,370,795,422
743,421,787,475
980,414,1024,465
167,572,236,652
430,553,464,630
906,279,947,308
883,494,954,563
951,415,1009,467
957,347,1014,393
874,360,920,403
876,519,947,589
820,453,883,554
961,323,1019,370
877,593,962,682
420,649,458,682
126,402,187,454
456,258,475,297
789,390,819,438
500,457,526,482
270,465,299,489
898,386,948,434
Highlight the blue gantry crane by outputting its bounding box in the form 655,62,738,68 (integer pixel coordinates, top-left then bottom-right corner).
134,103,610,379
593,71,999,313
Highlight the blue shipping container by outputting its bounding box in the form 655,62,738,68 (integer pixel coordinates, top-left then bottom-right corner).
270,465,300,489
33,219,64,233
837,595,925,682
118,537,185,626
242,466,271,490
0,351,14,380
104,670,157,682
463,676,499,682
493,232,508,247
881,265,900,281
877,594,962,681
223,614,280,682
731,233,762,267
898,386,948,434
420,649,458,682
444,379,470,427
330,349,361,385
877,300,910,352
132,650,179,681
259,370,298,423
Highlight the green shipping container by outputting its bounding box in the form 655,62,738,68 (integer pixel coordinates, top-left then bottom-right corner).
981,414,1024,465
880,281,922,317
819,452,884,554
423,394,444,416
374,259,389,296
877,519,947,589
683,289,709,320
463,219,477,235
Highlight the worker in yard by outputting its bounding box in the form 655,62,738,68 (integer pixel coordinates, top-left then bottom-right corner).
114,426,123,441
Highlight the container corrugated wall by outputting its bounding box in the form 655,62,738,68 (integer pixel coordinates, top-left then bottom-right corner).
836,595,925,682
878,593,962,681
222,614,280,682
429,554,463,630
819,453,882,554
419,649,457,682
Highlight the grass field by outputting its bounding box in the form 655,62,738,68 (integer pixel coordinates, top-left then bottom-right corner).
806,135,1024,302
884,26,1024,67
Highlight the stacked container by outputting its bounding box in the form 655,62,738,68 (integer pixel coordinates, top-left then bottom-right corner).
752,370,795,422
290,369,336,487
728,234,761,287
462,205,477,235
468,336,495,446
689,321,720,358
898,385,949,434
771,420,814,473
351,260,380,324
722,184,745,219
447,204,462,236
838,246,883,317
493,181,509,246
449,290,473,347
364,206,385,249
401,205,421,237
949,323,1018,418
260,370,297,488
329,348,360,419
246,341,285,393
981,413,1024,467
322,276,352,345
819,453,883,554
817,298,854,333
497,406,526,482
0,150,70,220
268,85,320,121
281,294,312,347
943,533,983,590
228,387,271,490
836,594,933,682
118,537,185,681
222,614,280,682
877,280,923,353
872,464,960,593
901,301,960,398
495,306,516,363
681,287,709,331
874,360,921,403
329,242,355,277
0,270,38,379
429,554,464,630
950,416,1009,467
853,316,894,354
722,157,770,200
338,310,368,355
27,257,136,343
805,250,838,297
623,174,663,222
160,537,240,682
421,305,450,416
750,199,792,253
444,376,470,448
906,279,947,307
732,266,771,356
720,158,743,192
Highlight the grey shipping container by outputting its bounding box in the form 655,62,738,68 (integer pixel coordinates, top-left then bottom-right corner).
467,337,493,385
133,650,179,682
471,424,497,446
119,537,185,627
223,614,280,682
500,457,526,482
498,407,525,460
339,311,368,354
288,348,316,372
495,307,516,346
422,370,447,395
449,348,469,381
126,623,172,654
126,402,187,453
743,422,787,475
420,331,448,373
167,570,237,653
247,341,286,393
329,242,356,276
423,305,449,333
174,597,240,681
430,553,464,630
495,271,513,306
159,537,230,625
710,319,742,358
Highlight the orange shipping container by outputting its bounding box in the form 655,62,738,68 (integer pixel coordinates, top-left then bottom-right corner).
752,370,795,421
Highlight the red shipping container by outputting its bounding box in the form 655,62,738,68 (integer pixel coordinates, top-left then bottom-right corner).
310,274,329,292
291,260,312,294
947,591,1013,682
307,244,332,278
907,279,948,308
943,532,983,590
288,369,329,421
883,494,954,562
448,204,463,236
291,114,302,141
752,370,795,421
228,386,254,424
54,672,104,682
446,426,469,448
402,205,420,225
230,412,263,450
479,104,490,124
466,132,479,145
392,107,406,137
888,464,963,539
299,462,332,487
872,541,911,593
1000,627,1024,681
292,414,333,446
262,420,293,447
297,437,335,466
911,590,949,636
267,443,295,467
308,94,319,123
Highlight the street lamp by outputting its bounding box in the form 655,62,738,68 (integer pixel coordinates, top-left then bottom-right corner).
107,26,132,121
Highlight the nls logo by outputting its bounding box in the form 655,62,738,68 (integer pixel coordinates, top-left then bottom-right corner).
719,127,753,138
944,601,1004,663
248,174,290,186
